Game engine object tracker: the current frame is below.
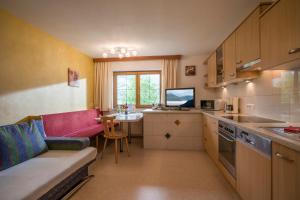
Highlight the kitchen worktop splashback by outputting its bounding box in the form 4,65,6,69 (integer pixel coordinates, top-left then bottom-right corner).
220,69,300,123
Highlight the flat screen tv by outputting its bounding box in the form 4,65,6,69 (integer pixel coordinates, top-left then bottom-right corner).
165,88,195,107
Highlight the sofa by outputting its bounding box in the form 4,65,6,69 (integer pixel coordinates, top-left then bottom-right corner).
0,120,97,200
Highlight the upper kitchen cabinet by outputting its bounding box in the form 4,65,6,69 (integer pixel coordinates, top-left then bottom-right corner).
236,7,260,69
236,8,260,67
260,0,300,69
223,33,236,82
207,52,217,87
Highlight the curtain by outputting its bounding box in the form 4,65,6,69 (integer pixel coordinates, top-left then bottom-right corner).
161,59,179,104
94,62,113,111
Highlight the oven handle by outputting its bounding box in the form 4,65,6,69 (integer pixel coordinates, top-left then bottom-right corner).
219,132,235,143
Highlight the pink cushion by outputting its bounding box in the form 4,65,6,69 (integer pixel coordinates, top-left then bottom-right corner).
42,109,103,137
65,124,104,137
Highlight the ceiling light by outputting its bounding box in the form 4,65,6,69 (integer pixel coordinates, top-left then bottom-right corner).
110,49,116,54
125,52,131,57
118,53,124,59
102,47,138,58
102,52,108,58
132,50,138,56
121,48,127,54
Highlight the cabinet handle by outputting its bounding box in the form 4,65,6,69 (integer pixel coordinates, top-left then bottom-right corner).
229,73,235,77
288,48,300,54
236,60,242,64
174,120,181,126
275,152,294,162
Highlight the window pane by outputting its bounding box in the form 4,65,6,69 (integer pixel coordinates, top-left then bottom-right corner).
116,74,136,105
140,74,160,105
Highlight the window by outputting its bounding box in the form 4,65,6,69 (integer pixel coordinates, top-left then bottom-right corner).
113,71,161,107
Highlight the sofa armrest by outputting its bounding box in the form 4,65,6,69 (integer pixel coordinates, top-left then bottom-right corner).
44,137,90,150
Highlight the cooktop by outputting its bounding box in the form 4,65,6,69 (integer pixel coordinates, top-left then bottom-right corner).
221,115,284,123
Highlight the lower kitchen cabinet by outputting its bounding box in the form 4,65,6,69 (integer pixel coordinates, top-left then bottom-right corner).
203,115,218,164
272,142,300,200
236,141,271,200
143,112,202,150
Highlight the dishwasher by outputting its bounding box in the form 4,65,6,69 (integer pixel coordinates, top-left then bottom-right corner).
236,128,272,200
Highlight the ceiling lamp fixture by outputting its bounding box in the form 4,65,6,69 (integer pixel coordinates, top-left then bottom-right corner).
102,47,138,58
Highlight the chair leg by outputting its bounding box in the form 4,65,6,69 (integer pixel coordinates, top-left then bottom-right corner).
114,139,119,164
96,135,99,152
125,137,130,157
101,138,108,159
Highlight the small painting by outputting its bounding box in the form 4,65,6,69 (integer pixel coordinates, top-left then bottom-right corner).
185,65,196,76
68,68,80,87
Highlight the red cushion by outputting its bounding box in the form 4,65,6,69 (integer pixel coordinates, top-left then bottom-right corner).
42,109,103,137
65,124,104,137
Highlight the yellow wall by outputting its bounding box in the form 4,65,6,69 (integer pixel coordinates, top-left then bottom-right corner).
0,9,94,125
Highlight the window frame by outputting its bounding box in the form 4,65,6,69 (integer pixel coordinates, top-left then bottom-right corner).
113,70,161,108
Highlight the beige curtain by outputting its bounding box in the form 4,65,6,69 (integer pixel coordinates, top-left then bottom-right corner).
94,62,113,111
161,59,178,104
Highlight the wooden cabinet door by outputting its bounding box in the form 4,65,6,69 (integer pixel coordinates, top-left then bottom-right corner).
236,141,271,200
236,7,260,68
260,0,300,69
223,33,237,81
203,115,218,164
272,142,300,200
207,52,217,87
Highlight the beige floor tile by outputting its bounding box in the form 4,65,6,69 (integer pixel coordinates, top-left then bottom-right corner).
71,141,240,200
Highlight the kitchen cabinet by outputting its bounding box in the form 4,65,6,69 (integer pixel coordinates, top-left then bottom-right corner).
143,112,202,150
203,115,218,164
236,7,260,69
260,0,300,69
223,33,236,82
207,52,217,87
272,142,300,200
236,141,271,200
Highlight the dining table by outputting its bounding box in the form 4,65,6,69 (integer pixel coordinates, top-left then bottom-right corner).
109,112,143,152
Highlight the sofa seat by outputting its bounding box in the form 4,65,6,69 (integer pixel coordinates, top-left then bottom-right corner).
65,124,104,137
0,147,97,200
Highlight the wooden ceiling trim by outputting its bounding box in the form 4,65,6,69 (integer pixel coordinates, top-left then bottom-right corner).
93,55,182,62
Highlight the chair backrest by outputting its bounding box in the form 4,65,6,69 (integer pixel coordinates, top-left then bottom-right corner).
101,116,116,137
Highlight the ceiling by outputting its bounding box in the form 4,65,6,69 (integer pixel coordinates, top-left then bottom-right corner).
0,0,260,58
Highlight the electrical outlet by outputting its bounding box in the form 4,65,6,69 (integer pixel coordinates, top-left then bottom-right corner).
246,104,255,111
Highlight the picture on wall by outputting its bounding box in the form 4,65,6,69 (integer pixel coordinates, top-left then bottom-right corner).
185,65,196,76
68,68,80,87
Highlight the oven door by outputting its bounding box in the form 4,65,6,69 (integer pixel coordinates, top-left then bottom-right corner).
218,130,236,178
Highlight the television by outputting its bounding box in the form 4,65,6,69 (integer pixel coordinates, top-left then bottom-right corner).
165,88,195,107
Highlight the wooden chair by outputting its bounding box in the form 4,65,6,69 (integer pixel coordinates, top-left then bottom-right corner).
100,116,130,163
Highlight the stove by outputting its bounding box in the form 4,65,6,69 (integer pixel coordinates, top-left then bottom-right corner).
264,127,300,141
221,115,284,123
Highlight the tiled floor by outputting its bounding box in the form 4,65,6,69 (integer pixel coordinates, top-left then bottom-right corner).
71,140,240,200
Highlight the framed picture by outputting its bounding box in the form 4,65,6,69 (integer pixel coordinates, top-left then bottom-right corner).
68,68,80,87
185,65,196,76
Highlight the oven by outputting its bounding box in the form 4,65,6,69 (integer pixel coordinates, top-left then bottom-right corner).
218,120,236,178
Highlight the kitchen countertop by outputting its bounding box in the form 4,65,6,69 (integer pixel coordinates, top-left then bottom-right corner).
201,110,300,152
142,108,203,114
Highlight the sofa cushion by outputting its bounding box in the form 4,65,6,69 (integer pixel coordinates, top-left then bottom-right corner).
0,122,48,171
65,124,104,138
0,147,97,200
45,137,90,150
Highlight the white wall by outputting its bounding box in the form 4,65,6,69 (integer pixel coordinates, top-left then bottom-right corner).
178,55,220,107
221,69,300,122
110,55,220,108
